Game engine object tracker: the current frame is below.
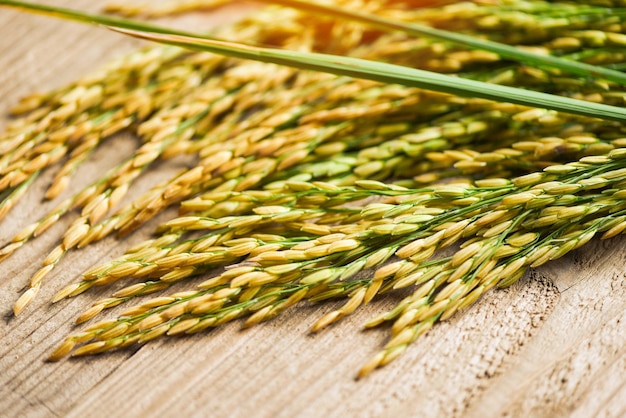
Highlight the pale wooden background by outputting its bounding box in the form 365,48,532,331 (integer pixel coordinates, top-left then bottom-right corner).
1,2,625,417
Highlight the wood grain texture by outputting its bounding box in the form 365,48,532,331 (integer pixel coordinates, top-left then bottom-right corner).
1,3,625,417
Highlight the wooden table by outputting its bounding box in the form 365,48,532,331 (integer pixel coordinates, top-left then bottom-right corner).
1,2,625,417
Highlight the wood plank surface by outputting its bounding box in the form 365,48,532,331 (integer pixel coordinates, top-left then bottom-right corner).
1,2,625,417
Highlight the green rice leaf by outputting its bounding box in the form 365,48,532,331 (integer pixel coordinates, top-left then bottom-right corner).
2,0,626,122
109,27,626,123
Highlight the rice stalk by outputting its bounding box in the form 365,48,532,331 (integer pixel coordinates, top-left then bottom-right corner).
2,0,626,376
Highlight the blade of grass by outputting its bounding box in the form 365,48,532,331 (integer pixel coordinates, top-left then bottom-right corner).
2,0,626,122
260,0,626,86
108,27,626,123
